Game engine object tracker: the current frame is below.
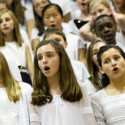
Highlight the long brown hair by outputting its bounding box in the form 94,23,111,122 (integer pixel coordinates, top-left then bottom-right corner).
0,9,23,46
86,39,106,89
31,40,82,106
7,0,26,25
33,0,50,36
0,52,21,102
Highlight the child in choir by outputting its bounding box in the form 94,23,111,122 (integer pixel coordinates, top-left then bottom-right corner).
94,14,125,51
84,39,106,95
79,0,125,42
32,0,50,50
6,0,35,40
0,1,33,56
69,0,92,35
42,3,85,62
29,39,96,125
32,3,85,64
43,28,89,83
31,1,72,51
0,51,32,125
91,44,125,124
0,9,33,84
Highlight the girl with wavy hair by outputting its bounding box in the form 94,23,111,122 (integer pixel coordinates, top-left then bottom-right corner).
29,39,96,125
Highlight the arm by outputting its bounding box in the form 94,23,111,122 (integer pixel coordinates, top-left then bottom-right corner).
31,39,40,51
81,85,97,125
78,48,87,67
91,95,106,125
25,9,35,41
79,20,96,42
112,11,125,33
26,19,35,42
25,44,34,82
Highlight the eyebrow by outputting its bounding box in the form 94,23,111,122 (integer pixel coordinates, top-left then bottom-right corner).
103,57,110,61
37,51,54,56
103,54,120,60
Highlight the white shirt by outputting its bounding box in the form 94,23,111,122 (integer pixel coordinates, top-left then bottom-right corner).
71,60,90,83
91,89,125,125
0,82,32,125
84,79,98,96
29,85,96,125
116,30,125,51
0,88,19,125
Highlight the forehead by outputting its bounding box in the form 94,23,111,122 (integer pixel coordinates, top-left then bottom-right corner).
101,48,121,59
0,3,7,9
44,6,59,14
0,12,12,19
45,34,64,40
91,3,108,12
37,44,56,55
96,17,114,26
33,0,48,4
93,42,106,51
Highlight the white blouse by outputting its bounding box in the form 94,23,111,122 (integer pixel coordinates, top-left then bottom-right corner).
0,82,32,125
29,85,96,125
0,88,19,125
84,79,98,96
91,89,125,125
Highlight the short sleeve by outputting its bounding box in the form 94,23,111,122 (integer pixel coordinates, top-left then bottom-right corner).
78,38,87,49
31,28,39,41
25,9,34,22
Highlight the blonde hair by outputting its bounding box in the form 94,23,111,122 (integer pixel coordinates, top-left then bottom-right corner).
89,0,110,14
0,52,21,102
0,9,23,46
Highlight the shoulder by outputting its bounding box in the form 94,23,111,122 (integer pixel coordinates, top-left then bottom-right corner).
62,22,73,33
71,60,88,73
90,89,106,104
71,60,83,65
84,79,98,95
71,60,84,68
19,82,33,94
79,83,89,96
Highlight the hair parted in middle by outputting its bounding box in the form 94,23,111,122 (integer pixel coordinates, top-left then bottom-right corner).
0,9,23,46
31,39,82,106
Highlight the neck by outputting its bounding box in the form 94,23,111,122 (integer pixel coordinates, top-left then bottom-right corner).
3,33,15,42
47,75,61,95
108,74,125,92
58,26,63,31
79,10,91,21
